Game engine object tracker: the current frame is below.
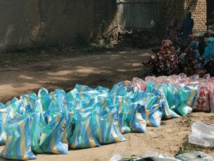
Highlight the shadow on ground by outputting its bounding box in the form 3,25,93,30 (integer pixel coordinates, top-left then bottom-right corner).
0,48,152,102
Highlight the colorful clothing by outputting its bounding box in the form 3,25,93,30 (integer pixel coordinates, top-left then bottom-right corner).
203,37,214,61
203,37,214,76
151,40,179,75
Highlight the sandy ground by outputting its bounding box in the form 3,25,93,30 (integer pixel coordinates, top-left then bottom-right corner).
0,48,213,161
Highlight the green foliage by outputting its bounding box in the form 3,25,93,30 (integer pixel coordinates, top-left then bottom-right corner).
175,140,214,156
7,41,62,53
75,32,89,48
175,115,213,157
4,35,119,54
10,45,34,53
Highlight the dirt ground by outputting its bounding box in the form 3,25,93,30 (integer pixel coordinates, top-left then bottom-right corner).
0,48,214,161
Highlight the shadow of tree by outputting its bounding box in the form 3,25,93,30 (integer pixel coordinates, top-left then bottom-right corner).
0,49,152,103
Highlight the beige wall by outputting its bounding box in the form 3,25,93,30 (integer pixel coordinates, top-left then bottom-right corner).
190,0,207,33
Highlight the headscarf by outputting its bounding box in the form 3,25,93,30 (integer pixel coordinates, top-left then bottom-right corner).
187,12,192,19
161,39,172,46
203,37,214,61
190,40,198,50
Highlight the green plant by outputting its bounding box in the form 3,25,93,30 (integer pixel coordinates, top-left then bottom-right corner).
9,45,34,53
182,114,193,127
175,139,214,156
75,32,89,48
5,40,64,53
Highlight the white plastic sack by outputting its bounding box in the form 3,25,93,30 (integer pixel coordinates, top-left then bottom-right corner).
188,121,214,147
175,151,214,161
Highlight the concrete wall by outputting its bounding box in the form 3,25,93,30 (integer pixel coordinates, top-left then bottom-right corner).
0,0,208,50
0,0,117,50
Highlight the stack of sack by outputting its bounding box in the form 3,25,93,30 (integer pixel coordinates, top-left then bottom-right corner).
0,73,213,160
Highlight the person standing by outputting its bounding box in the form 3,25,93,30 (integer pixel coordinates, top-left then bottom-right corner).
183,12,194,39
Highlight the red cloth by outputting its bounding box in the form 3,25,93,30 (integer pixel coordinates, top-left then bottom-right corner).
188,34,194,40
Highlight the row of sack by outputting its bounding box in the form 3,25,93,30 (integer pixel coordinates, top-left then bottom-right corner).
0,74,213,160
0,84,162,160
140,74,214,113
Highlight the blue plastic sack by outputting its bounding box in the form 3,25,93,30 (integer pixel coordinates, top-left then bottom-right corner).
118,95,132,133
128,103,147,133
0,126,6,145
65,89,77,112
0,107,12,125
118,112,132,133
64,111,74,144
4,97,25,115
96,108,126,144
166,84,178,111
29,112,46,153
145,82,156,93
118,91,148,133
175,102,192,116
109,84,128,97
75,84,99,102
0,117,36,160
116,80,133,92
68,112,100,149
133,91,162,127
145,104,162,127
166,84,192,116
0,102,4,109
178,85,198,108
0,105,23,127
159,98,180,119
44,90,66,123
95,86,109,93
21,93,39,113
152,84,180,119
39,114,68,154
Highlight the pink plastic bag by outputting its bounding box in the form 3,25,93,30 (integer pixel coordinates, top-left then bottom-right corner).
145,76,156,82
193,84,210,112
209,82,214,113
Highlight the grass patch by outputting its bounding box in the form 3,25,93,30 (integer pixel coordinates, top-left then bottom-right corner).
184,114,193,127
175,114,214,156
161,121,167,126
175,137,214,156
